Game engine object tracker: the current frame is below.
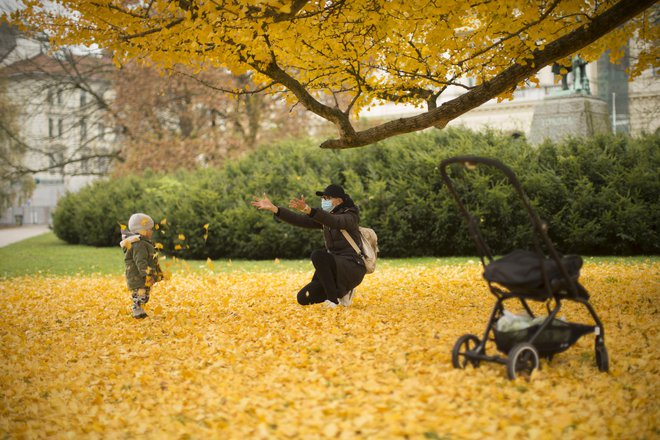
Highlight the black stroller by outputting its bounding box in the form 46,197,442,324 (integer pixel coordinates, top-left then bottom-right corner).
439,156,609,380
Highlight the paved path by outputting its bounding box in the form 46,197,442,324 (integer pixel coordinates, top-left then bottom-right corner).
0,225,51,248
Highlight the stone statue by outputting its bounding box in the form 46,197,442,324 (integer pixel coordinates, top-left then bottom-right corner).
551,56,590,95
571,56,590,94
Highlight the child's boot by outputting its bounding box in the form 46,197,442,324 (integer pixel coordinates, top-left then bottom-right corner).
132,304,148,319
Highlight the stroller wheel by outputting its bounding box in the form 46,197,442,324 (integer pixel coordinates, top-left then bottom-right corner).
451,334,481,369
595,339,609,372
507,343,539,380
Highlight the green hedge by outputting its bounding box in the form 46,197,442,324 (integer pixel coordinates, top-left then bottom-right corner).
52,129,659,257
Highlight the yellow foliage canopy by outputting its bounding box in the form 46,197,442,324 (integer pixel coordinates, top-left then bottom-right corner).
6,1,658,148
0,261,658,438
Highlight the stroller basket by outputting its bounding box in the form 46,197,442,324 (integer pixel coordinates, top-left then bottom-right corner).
494,321,595,357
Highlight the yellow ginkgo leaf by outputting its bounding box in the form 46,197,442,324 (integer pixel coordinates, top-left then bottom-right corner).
0,261,655,438
174,244,182,250
178,234,186,241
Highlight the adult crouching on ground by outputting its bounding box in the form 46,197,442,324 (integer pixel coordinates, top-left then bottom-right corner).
251,184,367,308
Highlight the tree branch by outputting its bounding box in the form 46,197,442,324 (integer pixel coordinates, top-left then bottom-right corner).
260,61,356,138
320,0,655,149
168,67,277,95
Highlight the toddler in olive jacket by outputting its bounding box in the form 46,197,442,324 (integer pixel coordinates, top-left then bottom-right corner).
120,213,163,319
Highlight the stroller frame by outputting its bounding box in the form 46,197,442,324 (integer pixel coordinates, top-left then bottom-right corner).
439,156,609,380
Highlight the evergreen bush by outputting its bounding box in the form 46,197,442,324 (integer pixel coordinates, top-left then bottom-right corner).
52,129,659,257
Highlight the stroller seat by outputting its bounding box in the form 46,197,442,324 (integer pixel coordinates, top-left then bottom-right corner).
483,249,589,300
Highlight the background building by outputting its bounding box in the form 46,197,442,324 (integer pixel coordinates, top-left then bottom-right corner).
0,22,118,226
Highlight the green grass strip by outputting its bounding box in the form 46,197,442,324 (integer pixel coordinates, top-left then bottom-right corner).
0,232,656,278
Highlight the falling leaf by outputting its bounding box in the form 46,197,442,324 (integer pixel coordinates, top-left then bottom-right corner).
160,218,167,225
174,244,182,250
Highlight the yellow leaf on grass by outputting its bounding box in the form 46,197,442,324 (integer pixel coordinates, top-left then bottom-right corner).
0,262,656,438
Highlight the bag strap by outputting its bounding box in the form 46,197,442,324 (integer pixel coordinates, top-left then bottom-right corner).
341,229,363,257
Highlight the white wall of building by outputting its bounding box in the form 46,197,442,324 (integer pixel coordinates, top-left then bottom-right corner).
1,35,116,226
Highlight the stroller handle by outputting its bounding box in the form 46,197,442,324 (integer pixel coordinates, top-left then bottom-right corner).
439,155,582,299
439,156,522,190
439,155,539,234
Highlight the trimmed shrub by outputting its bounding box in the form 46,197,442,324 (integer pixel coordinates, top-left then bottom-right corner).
52,129,659,257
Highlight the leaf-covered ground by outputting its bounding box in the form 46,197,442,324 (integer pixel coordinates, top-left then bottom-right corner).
1,261,658,439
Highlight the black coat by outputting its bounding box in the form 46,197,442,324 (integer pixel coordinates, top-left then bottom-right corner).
275,201,366,291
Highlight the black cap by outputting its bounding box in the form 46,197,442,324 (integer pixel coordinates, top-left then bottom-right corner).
315,184,347,199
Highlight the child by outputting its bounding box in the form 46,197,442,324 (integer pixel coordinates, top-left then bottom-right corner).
120,213,163,319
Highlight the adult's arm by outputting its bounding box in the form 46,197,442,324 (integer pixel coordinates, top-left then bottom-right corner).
309,208,359,230
276,206,323,229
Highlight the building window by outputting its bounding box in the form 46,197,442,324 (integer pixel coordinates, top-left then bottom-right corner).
97,123,105,140
96,148,111,173
80,90,86,107
47,90,53,105
49,146,65,172
48,118,54,138
79,147,90,173
56,90,63,105
58,119,63,138
80,118,87,141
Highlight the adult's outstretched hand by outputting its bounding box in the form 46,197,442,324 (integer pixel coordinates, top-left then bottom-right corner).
251,194,278,214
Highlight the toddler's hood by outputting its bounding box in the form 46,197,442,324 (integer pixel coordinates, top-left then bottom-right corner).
120,231,141,249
